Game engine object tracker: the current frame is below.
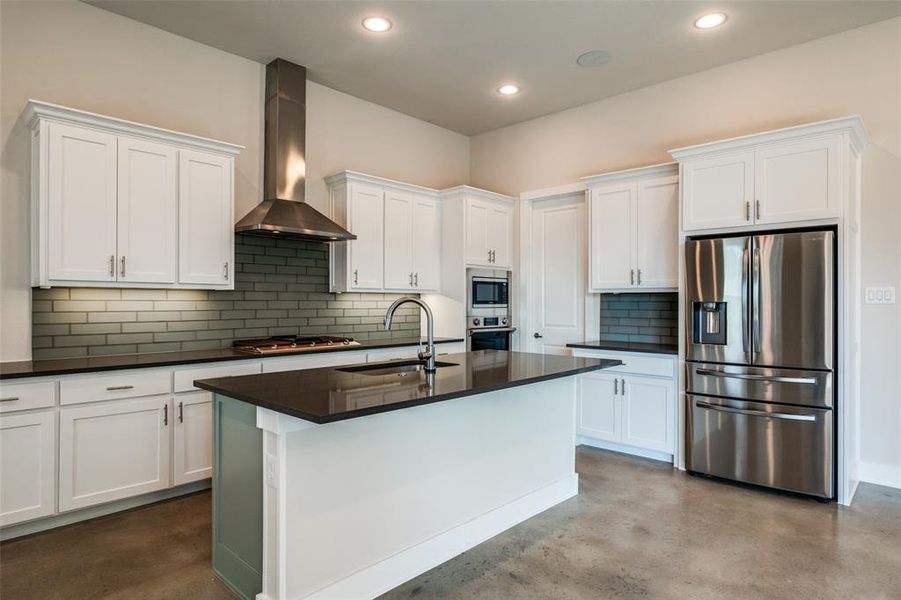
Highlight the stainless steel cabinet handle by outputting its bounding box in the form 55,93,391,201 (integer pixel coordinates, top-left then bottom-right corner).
178,401,184,424
614,379,619,395
745,201,751,221
695,368,816,385
353,269,359,284
637,269,642,285
109,255,115,277
414,272,419,287
630,269,635,285
163,403,168,426
755,199,761,220
120,255,126,277
0,397,19,403
106,385,134,391
224,262,229,280
695,399,816,422
409,272,414,286
621,378,626,395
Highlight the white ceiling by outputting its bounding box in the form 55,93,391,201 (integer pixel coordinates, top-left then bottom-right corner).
86,1,901,135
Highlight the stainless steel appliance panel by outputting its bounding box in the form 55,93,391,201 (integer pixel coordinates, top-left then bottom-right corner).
686,394,833,498
753,231,834,370
684,236,752,365
687,362,833,409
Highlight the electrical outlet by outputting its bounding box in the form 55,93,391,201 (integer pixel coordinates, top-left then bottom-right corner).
865,287,896,305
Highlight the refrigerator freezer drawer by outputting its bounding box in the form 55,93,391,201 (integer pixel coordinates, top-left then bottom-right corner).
686,394,833,498
686,362,833,408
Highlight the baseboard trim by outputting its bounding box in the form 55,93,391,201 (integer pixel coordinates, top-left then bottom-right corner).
267,474,579,600
859,461,901,490
0,480,211,541
577,437,674,464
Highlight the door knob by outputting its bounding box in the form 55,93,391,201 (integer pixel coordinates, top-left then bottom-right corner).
533,332,543,339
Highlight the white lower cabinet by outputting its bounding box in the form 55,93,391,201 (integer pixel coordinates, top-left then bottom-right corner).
173,391,213,485
575,350,676,460
0,410,56,526
59,395,171,512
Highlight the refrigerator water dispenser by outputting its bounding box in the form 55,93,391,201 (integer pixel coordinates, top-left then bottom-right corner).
693,302,727,345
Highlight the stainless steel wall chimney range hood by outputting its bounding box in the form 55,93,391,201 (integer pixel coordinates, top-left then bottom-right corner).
235,59,355,242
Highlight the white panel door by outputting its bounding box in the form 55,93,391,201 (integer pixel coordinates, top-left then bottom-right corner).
681,152,754,231
174,391,213,485
636,176,679,289
465,199,490,266
178,149,232,285
117,137,178,284
755,136,842,224
349,183,384,290
488,203,513,269
59,396,171,511
47,122,118,282
621,376,674,453
530,196,585,354
0,410,55,526
383,190,414,291
412,196,440,291
589,183,634,290
577,374,620,443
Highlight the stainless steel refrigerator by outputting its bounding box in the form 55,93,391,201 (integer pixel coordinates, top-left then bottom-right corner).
684,229,835,499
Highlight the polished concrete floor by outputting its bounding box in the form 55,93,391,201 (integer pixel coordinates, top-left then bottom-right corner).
2,448,899,599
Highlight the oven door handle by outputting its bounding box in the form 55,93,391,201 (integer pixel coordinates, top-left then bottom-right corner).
695,368,816,385
468,327,517,335
694,400,817,422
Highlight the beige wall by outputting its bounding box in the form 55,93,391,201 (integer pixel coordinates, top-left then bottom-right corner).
0,0,469,362
471,18,901,480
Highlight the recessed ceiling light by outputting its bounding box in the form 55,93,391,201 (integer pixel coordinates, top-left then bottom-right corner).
497,84,520,96
362,16,392,32
694,12,727,29
576,50,612,68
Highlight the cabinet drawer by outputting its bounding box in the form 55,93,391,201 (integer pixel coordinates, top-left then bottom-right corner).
60,370,171,405
575,351,674,378
174,361,261,392
0,381,56,413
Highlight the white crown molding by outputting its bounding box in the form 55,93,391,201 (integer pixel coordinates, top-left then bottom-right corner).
22,99,243,156
324,170,440,197
520,181,586,201
668,115,869,160
580,162,678,186
440,185,515,204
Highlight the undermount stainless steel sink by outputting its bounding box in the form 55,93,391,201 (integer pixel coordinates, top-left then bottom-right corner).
336,360,458,377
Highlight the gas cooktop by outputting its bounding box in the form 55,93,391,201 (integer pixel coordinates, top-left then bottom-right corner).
232,335,360,355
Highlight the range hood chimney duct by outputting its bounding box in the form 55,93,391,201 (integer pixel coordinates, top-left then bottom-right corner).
235,58,355,242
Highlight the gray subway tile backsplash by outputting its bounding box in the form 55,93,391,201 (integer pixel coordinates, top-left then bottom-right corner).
598,292,678,345
31,237,421,359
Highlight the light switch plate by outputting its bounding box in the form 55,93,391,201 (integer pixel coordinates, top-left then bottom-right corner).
865,287,896,305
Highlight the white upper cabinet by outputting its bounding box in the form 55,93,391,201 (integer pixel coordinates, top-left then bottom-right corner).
46,122,118,283
584,163,678,292
25,101,242,289
464,194,514,269
118,137,178,284
326,172,441,293
671,116,868,232
178,149,233,286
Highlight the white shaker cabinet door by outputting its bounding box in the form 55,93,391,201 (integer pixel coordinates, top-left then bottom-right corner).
621,376,674,454
681,152,754,231
383,190,415,291
412,195,440,291
117,137,178,284
487,202,513,269
178,149,233,286
635,176,679,289
0,410,56,526
577,373,621,443
465,199,491,266
589,183,635,290
47,123,118,282
754,136,842,224
59,396,171,512
173,391,213,485
348,183,385,290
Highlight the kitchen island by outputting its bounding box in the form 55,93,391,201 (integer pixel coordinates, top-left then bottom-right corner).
195,350,620,600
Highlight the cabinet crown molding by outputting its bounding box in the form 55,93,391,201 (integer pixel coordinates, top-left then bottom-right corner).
440,185,515,204
22,100,243,156
324,170,439,197
581,162,678,187
668,115,868,160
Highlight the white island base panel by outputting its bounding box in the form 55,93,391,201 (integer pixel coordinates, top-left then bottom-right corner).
256,376,578,600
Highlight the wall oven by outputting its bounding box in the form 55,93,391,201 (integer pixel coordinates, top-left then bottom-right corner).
467,315,515,351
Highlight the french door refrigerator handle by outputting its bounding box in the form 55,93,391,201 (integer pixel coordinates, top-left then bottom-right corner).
752,240,761,355
695,368,817,385
741,238,750,353
694,399,817,422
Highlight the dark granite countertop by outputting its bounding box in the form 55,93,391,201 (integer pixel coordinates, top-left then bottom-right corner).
0,337,465,380
194,350,621,424
566,340,678,355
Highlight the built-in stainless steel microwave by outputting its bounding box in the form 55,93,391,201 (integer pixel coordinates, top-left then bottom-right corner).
468,272,509,310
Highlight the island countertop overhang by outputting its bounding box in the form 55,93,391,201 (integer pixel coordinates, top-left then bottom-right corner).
194,350,621,424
